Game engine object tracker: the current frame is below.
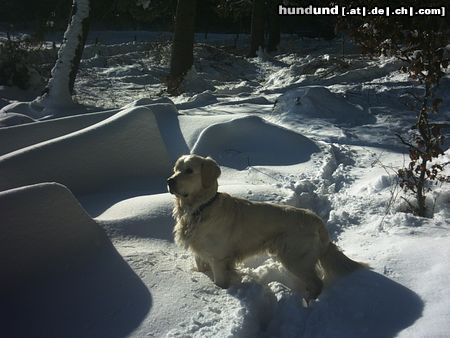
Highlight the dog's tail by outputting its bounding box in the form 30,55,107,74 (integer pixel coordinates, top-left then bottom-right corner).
318,243,368,284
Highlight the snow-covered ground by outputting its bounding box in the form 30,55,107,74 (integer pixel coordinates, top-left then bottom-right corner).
0,32,449,338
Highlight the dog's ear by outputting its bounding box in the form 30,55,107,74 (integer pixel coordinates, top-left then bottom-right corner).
201,157,221,188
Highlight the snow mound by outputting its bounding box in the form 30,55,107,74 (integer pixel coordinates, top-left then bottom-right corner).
96,193,174,241
215,80,256,95
322,57,404,85
0,110,117,156
0,97,87,120
0,105,174,193
120,96,174,109
217,96,272,106
0,182,104,286
1,182,151,338
176,90,218,110
192,115,320,169
182,67,215,93
273,86,375,126
0,100,51,119
0,112,36,127
101,64,147,77
0,97,9,109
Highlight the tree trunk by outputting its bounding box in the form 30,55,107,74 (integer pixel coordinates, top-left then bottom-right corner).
267,0,280,52
416,157,427,217
415,83,432,217
168,0,197,92
36,0,90,116
68,1,91,94
248,0,265,57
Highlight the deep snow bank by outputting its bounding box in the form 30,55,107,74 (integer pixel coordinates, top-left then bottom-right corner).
0,104,177,194
0,182,105,287
273,86,375,126
176,91,218,110
0,182,151,338
0,112,36,128
0,110,117,156
95,192,175,241
192,115,320,169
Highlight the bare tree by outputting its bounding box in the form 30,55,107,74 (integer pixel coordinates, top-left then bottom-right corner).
168,0,197,94
266,0,280,52
35,0,91,116
248,0,265,57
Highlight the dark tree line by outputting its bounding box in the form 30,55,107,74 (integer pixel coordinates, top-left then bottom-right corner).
167,0,197,93
248,0,280,57
1,0,334,37
167,0,281,92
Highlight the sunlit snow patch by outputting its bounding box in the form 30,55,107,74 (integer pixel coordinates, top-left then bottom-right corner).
191,115,320,169
273,86,375,126
176,90,218,110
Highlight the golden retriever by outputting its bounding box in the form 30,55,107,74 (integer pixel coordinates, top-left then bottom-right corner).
168,154,365,300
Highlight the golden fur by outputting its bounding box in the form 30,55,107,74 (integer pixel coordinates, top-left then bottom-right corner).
168,154,365,300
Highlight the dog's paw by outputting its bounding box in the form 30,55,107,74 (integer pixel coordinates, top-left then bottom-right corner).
302,297,319,308
195,256,210,272
194,264,210,273
214,279,230,289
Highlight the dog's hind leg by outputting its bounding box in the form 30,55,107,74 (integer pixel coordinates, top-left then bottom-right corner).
277,246,323,300
299,268,323,301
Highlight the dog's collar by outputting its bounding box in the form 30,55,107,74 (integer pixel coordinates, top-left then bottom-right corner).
192,192,219,217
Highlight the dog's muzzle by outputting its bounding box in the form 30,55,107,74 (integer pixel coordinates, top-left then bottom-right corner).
167,177,176,194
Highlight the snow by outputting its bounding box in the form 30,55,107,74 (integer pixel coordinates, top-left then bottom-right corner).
0,105,174,193
272,86,373,126
191,115,320,169
0,32,449,337
1,182,151,338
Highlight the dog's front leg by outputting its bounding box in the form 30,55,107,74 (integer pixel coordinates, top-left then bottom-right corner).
211,259,230,289
194,255,210,272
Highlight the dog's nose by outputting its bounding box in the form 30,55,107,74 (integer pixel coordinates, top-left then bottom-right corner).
167,178,176,194
167,177,175,188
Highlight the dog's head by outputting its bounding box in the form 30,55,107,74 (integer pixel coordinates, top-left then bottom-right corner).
167,155,221,199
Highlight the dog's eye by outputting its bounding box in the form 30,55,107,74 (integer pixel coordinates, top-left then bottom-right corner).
185,168,193,174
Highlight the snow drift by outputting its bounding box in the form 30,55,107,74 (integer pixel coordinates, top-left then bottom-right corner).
0,182,105,287
273,86,375,126
0,110,117,156
0,104,177,194
192,115,320,169
0,182,151,338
